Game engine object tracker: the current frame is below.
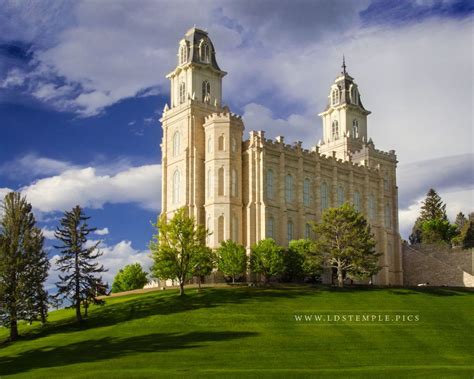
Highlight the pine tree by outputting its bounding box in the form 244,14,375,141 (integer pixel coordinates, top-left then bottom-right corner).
454,212,468,234
0,192,48,340
54,206,106,322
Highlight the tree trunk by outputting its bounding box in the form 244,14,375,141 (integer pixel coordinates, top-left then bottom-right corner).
179,281,185,296
76,301,82,322
198,277,201,291
232,276,235,284
10,319,18,341
337,265,344,288
75,250,82,322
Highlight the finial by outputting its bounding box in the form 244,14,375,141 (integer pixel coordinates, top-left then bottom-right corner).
342,55,347,74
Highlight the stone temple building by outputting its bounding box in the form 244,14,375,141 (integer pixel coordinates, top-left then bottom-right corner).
160,27,403,285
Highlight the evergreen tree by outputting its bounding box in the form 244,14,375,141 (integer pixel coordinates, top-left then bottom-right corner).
217,240,247,284
454,212,468,234
313,203,381,288
150,207,209,296
0,192,48,340
459,220,474,249
54,206,106,322
250,239,285,283
112,263,149,293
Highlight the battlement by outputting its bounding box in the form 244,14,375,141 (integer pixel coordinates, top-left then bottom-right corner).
203,106,243,126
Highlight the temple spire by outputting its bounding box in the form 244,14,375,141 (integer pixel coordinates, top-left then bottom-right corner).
342,55,347,74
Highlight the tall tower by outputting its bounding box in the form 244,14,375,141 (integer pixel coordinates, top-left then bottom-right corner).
318,57,371,161
160,27,227,224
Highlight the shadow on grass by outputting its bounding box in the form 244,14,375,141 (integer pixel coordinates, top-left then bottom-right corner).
0,331,257,375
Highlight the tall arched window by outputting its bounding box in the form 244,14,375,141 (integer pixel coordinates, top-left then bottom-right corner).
353,191,361,212
321,182,329,210
206,215,211,244
202,80,210,102
218,215,224,243
172,170,180,204
337,186,345,206
385,202,392,228
384,173,390,191
218,135,225,151
207,137,212,153
352,119,359,138
285,174,293,203
231,168,237,197
266,169,274,199
231,137,237,153
351,86,358,105
179,82,186,104
287,220,294,243
303,178,311,206
369,193,376,221
305,223,312,239
172,131,180,157
179,44,187,65
332,120,339,140
207,168,212,198
331,88,340,106
267,216,274,239
232,213,238,241
200,41,210,63
218,167,224,196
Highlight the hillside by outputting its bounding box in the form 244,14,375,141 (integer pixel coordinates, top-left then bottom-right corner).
0,286,473,378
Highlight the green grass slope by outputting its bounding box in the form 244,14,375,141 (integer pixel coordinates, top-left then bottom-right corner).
0,286,473,378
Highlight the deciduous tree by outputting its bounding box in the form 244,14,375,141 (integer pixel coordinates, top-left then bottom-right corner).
250,239,285,283
217,240,247,284
112,263,148,293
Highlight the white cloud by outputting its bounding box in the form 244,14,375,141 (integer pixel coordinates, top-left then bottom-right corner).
0,154,78,180
41,227,56,240
94,227,109,236
0,68,27,88
0,187,13,200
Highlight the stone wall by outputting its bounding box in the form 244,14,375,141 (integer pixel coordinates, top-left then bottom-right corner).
402,243,474,287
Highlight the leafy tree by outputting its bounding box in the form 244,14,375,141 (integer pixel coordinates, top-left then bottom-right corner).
250,239,285,283
112,263,149,293
0,192,49,340
150,207,209,296
191,246,215,290
54,206,107,322
420,219,457,245
458,220,474,249
217,240,247,284
283,239,323,282
313,203,381,288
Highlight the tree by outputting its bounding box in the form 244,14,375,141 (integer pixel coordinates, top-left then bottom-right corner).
454,212,468,233
112,263,149,293
420,219,457,245
0,192,49,340
54,206,106,322
217,240,247,284
283,239,323,282
150,207,209,296
458,220,474,249
313,203,381,288
250,239,285,283
191,246,215,290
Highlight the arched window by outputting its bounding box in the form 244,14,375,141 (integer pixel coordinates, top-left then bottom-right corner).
172,131,180,157
351,86,358,105
179,82,186,104
353,191,361,212
206,215,211,244
202,80,210,102
337,186,345,206
232,213,238,241
207,137,212,153
231,168,238,197
287,220,294,243
172,170,180,204
384,173,390,191
303,178,311,206
266,169,274,199
207,168,212,198
218,135,225,151
231,137,237,153
368,193,376,221
352,119,359,138
331,88,339,106
385,202,392,228
285,174,293,203
218,215,224,243
332,120,339,140
218,167,224,196
179,44,187,65
304,223,312,239
321,181,329,210
267,217,274,239
200,41,210,63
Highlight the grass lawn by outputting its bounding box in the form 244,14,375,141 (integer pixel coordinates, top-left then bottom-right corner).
0,285,472,378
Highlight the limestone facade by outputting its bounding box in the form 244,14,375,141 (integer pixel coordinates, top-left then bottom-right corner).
160,28,403,285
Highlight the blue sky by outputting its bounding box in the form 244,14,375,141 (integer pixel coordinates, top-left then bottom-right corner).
1,0,473,288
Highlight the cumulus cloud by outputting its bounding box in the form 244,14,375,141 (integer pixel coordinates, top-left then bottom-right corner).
41,227,56,240
94,227,109,236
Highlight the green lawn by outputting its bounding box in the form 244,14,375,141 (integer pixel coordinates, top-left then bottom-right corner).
0,286,473,378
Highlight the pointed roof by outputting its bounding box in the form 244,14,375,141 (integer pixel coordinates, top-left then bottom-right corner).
182,27,223,71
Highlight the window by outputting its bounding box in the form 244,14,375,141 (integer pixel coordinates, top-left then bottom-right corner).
303,178,311,206
337,186,345,206
231,137,237,153
353,191,361,212
305,223,312,239
331,88,340,106
179,44,187,65
172,131,180,157
218,167,224,196
218,135,225,151
231,168,238,197
332,120,339,140
287,220,294,242
202,80,210,103
266,169,274,199
207,137,212,153
385,202,392,228
206,215,211,244
218,215,224,243
267,217,274,239
352,119,359,138
207,168,212,198
179,82,186,104
321,182,329,210
200,40,210,63
384,173,390,191
351,86,358,105
285,174,293,203
172,170,180,204
369,193,376,221
232,214,239,241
